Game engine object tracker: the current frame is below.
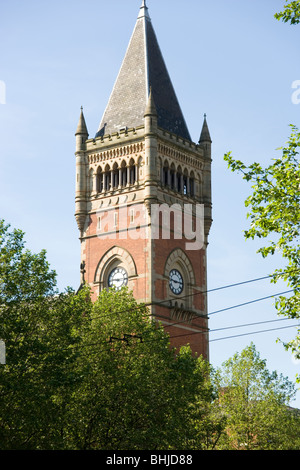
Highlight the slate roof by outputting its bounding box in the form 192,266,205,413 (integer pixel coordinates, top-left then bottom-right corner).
96,1,191,141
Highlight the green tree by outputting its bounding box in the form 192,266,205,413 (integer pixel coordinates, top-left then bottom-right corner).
0,220,220,450
63,287,219,450
224,127,300,365
0,220,57,303
275,1,300,24
224,2,300,375
0,220,92,449
213,344,300,450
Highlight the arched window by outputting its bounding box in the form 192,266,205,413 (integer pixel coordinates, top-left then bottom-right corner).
97,167,103,193
104,164,111,191
112,162,119,189
129,159,136,185
170,163,176,190
121,160,127,187
176,166,182,193
163,161,169,186
183,169,188,195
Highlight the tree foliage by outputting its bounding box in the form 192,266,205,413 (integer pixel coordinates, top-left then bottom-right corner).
224,126,300,366
0,220,220,449
0,221,91,448
275,1,300,24
0,220,57,303
1,221,299,449
213,343,300,450
62,287,219,450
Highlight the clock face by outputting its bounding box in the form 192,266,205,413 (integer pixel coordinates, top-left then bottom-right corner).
169,269,184,295
108,267,128,290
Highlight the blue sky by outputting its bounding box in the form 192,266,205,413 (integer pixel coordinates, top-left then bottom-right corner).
1,0,300,406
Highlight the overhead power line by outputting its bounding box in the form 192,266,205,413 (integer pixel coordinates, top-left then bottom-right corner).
157,289,294,332
151,269,299,312
166,321,300,344
87,268,299,321
208,290,294,317
2,269,299,364
64,319,300,353
4,315,299,368
209,323,300,343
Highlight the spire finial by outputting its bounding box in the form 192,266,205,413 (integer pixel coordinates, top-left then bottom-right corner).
138,0,150,19
199,113,212,144
75,106,88,136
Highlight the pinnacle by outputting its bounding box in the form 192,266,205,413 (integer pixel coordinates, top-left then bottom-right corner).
75,107,88,136
199,114,212,143
144,88,157,117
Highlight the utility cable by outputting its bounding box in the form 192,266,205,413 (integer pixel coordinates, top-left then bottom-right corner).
143,322,300,347
209,323,299,343
208,290,294,317
157,289,294,332
85,268,299,322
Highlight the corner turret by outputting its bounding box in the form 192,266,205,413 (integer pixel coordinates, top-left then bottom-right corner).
75,106,89,152
198,114,212,240
75,107,88,235
198,114,212,159
199,113,212,144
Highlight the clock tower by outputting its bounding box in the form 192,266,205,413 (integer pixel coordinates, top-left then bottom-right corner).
75,1,212,358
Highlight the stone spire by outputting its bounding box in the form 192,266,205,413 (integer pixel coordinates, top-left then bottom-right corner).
75,106,88,137
199,114,212,143
96,2,191,141
75,107,89,152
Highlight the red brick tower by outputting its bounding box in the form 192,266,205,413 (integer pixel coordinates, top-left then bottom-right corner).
75,1,212,358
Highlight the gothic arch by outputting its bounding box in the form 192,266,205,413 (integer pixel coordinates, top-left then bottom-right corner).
164,248,195,309
164,248,195,285
170,162,176,189
94,246,137,290
112,162,119,188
